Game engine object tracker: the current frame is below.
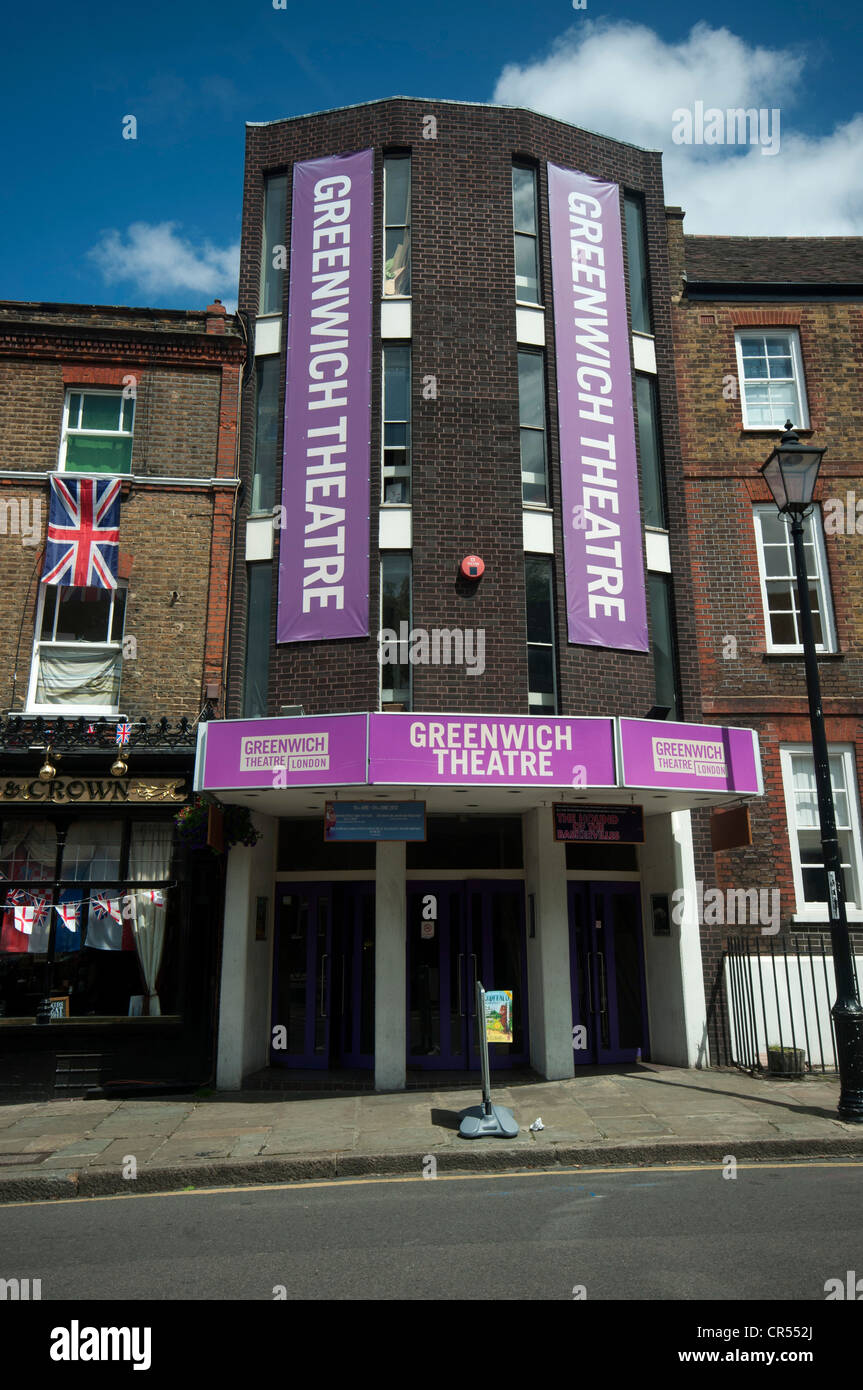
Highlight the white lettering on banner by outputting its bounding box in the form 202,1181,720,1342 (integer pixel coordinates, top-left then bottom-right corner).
300,178,355,615
240,733,331,772
407,720,574,777
565,191,626,623
651,737,728,778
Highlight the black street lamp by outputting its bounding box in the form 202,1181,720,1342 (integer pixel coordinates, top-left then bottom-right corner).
760,421,863,1122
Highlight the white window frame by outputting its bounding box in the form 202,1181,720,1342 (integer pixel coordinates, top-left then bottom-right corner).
25,582,127,717
59,388,134,474
734,329,810,431
753,504,837,654
780,744,863,922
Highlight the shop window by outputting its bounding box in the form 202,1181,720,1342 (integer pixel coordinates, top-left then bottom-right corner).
382,344,411,504
780,746,863,918
0,818,176,1021
383,155,411,297
512,164,540,304
753,505,836,653
260,172,288,315
519,350,548,506
60,390,134,474
735,330,809,430
27,583,126,715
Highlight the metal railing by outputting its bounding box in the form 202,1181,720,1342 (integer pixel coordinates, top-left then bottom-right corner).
723,933,862,1075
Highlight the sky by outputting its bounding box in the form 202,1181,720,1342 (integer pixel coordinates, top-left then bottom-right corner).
2,0,862,312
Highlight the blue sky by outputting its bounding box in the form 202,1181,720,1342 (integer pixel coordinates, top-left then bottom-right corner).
2,0,862,310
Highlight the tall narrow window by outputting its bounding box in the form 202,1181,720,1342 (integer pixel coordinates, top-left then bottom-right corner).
648,573,680,719
251,358,280,513
624,194,651,335
780,746,863,914
382,344,411,503
512,165,540,304
735,330,809,429
260,174,288,316
525,556,557,713
380,553,412,710
753,505,836,652
383,155,411,296
243,563,272,718
519,351,548,505
636,375,665,528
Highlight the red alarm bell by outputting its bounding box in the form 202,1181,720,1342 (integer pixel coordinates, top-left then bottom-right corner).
460,555,484,580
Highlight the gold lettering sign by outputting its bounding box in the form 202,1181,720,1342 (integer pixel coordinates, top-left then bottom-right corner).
1,777,187,805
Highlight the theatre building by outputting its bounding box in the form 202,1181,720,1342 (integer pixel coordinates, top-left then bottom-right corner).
201,97,763,1091
0,298,244,1097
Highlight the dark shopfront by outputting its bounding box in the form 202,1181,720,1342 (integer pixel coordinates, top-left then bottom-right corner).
0,719,225,1099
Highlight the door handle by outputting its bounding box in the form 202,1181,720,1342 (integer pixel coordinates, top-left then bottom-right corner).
320,953,328,1018
596,950,608,1016
457,954,464,1016
341,954,345,1014
586,952,596,1014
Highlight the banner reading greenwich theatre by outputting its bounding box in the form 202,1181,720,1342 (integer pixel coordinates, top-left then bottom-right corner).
548,163,648,653
277,150,373,642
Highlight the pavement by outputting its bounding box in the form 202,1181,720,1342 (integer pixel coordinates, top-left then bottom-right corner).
0,1063,861,1204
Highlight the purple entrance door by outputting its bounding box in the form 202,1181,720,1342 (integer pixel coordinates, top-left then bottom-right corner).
568,881,649,1065
271,882,374,1070
406,881,529,1070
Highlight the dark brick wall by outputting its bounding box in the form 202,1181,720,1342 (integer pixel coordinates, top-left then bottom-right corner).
229,98,701,728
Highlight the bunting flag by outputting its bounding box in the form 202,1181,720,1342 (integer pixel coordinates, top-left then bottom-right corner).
42,474,121,588
54,890,83,954
0,889,52,954
86,892,135,951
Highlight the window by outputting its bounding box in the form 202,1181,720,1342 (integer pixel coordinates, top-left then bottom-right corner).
753,505,836,652
0,816,177,1020
636,374,666,529
735,330,809,430
260,173,288,315
383,155,411,296
519,351,548,505
648,573,680,719
251,358,280,513
512,166,540,304
27,584,126,714
60,391,134,474
780,746,863,917
624,195,651,335
380,553,412,709
525,556,557,713
243,563,273,718
382,345,411,503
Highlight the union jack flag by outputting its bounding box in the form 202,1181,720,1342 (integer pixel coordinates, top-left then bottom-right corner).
91,892,123,925
42,475,121,589
115,721,131,746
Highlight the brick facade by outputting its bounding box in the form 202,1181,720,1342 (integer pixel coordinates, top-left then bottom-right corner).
668,213,863,1061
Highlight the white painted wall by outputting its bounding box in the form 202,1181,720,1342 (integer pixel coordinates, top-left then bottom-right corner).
723,951,862,1068
640,810,709,1067
215,813,277,1089
523,807,575,1080
375,839,406,1090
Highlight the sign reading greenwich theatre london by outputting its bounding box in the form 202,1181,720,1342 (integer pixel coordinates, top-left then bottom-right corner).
277,150,373,644
547,163,648,654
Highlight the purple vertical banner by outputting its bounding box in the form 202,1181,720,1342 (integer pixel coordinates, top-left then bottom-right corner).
277,150,373,642
547,163,648,653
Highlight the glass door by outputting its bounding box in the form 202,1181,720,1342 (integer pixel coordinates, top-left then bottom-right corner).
271,885,332,1069
569,881,649,1065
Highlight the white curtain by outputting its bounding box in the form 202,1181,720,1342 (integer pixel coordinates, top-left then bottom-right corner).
129,822,173,1016
36,651,121,705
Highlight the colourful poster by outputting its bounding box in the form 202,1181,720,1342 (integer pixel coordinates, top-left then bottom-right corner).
485,990,513,1044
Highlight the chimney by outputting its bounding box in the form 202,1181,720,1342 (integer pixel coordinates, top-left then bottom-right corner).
206,299,227,334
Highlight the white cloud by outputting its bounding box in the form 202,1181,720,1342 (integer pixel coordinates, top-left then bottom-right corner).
494,21,863,234
88,222,239,309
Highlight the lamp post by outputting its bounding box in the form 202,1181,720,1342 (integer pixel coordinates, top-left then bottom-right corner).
760,422,863,1122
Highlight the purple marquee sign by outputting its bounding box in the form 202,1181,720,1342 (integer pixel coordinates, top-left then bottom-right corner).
368,715,616,788
197,714,368,791
548,162,648,654
618,719,762,794
277,150,373,643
